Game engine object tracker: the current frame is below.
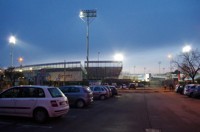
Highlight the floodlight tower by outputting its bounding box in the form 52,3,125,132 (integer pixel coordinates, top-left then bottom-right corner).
9,36,16,67
79,9,97,71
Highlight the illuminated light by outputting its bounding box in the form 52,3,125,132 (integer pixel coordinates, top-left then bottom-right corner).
168,54,172,59
18,57,23,63
182,45,192,53
79,10,97,18
114,53,124,61
9,36,16,44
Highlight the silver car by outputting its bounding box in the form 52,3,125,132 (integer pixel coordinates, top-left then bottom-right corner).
90,86,108,100
59,85,93,108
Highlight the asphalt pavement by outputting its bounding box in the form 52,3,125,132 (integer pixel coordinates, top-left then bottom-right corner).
0,87,200,132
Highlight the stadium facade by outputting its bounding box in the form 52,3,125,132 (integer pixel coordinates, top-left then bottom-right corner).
14,61,123,85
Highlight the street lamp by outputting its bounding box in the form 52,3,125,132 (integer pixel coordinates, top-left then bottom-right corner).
18,57,23,66
79,9,97,71
167,54,173,73
9,36,16,67
18,57,23,72
158,61,161,74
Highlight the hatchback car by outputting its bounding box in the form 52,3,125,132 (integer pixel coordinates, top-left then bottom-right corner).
192,85,200,98
183,84,196,96
90,86,108,100
59,85,93,108
0,85,69,123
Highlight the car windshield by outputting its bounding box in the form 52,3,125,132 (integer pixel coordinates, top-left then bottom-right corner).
48,88,64,98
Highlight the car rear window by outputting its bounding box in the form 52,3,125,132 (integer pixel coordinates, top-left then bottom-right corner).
48,88,64,98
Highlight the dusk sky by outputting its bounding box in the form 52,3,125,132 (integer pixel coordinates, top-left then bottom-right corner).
0,0,200,74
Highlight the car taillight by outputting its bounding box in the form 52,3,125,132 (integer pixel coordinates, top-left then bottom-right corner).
51,100,58,107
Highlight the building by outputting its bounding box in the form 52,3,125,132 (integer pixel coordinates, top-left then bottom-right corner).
14,61,123,85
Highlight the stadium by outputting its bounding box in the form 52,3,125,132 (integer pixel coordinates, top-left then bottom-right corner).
14,61,123,85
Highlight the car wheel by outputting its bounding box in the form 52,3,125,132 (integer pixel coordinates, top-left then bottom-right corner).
100,95,105,100
76,100,85,108
33,108,48,123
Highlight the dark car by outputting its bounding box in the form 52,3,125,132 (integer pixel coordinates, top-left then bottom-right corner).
59,85,93,108
108,86,118,96
184,84,196,96
176,85,185,94
192,85,200,98
128,83,136,89
175,85,185,94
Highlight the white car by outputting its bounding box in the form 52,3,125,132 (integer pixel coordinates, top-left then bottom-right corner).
0,85,70,123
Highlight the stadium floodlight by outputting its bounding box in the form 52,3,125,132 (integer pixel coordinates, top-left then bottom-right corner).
9,35,16,67
79,9,97,77
182,45,192,53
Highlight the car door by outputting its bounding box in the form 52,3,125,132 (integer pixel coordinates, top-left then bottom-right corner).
66,87,80,105
14,87,37,116
93,86,101,98
0,88,19,115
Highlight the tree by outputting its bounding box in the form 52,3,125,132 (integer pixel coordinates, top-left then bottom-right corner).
172,49,200,83
4,67,24,86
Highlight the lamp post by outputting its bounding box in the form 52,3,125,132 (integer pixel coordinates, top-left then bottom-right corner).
168,54,173,73
79,9,97,76
168,54,173,79
133,65,136,74
18,57,23,72
9,36,16,67
158,61,161,74
18,57,23,66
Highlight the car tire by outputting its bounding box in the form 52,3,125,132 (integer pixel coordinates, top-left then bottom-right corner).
33,108,48,123
76,100,85,108
100,95,105,100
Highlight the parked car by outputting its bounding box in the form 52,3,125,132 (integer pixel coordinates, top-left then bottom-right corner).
0,85,69,123
108,86,118,96
183,84,196,97
174,84,180,93
104,86,112,97
138,83,145,87
59,85,93,108
128,83,136,89
175,84,185,94
192,85,200,98
90,86,108,100
120,84,128,89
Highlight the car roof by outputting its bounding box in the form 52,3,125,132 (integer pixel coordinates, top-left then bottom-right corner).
12,85,55,89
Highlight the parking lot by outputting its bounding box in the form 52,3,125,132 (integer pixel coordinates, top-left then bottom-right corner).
0,88,200,132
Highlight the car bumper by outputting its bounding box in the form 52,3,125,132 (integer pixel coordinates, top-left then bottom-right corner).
48,105,70,117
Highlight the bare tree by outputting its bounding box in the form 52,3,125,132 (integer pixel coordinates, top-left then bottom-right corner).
172,49,200,83
4,67,23,86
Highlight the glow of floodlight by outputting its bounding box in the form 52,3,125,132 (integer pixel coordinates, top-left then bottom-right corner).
114,53,124,61
9,36,16,44
182,45,192,53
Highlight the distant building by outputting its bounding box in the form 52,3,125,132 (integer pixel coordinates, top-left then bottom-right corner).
14,61,123,85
